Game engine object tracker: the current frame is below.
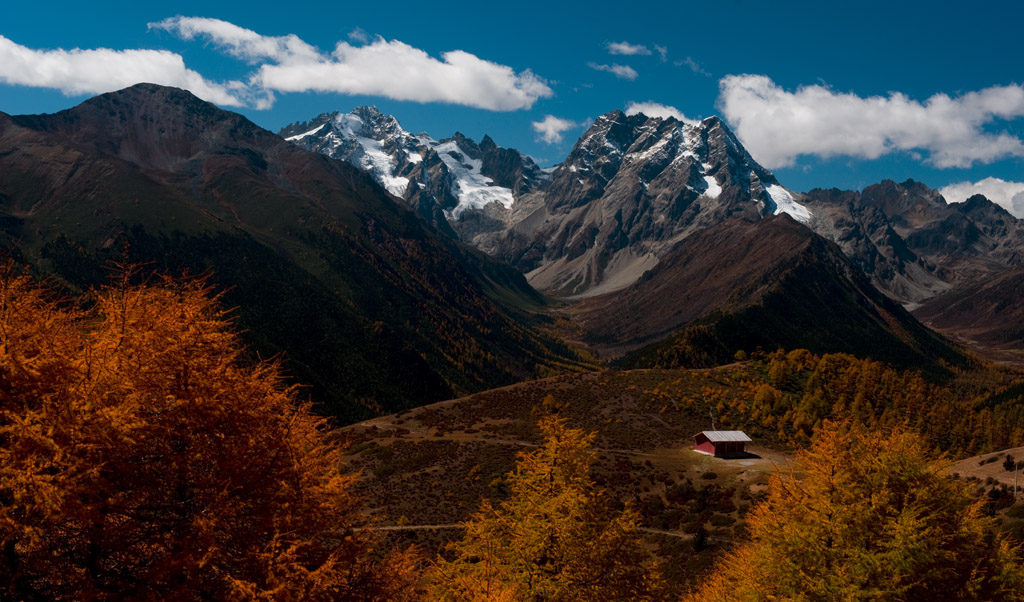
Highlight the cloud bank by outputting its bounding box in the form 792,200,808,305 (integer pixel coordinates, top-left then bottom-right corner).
532,115,579,144
0,18,553,112
151,16,552,111
0,35,246,106
939,177,1024,218
718,74,1024,169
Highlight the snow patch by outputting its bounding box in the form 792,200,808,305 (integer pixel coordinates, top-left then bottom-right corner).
630,136,669,162
703,175,722,199
433,140,514,217
329,113,410,196
766,185,811,223
286,123,326,141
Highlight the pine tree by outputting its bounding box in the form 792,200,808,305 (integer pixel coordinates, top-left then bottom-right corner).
685,421,1024,601
0,264,419,601
428,412,664,602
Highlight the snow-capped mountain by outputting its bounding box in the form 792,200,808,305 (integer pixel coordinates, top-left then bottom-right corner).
542,111,806,221
283,107,808,297
279,107,545,233
470,110,810,296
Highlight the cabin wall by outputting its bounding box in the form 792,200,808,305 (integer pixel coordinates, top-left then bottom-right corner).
695,439,716,455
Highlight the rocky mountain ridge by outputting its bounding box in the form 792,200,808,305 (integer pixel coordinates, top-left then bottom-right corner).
283,108,811,297
280,107,546,236
0,84,589,419
802,181,1024,306
284,106,1024,314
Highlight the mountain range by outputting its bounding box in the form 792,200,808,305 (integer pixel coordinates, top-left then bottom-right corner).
281,103,1024,372
0,84,589,420
0,83,1020,420
282,107,1024,304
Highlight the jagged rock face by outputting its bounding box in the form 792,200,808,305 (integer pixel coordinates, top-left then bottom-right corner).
471,111,809,297
283,107,811,298
282,107,1024,308
801,181,1024,305
280,108,544,236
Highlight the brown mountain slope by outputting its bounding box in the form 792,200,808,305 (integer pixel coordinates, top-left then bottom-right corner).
571,216,966,376
0,84,589,420
338,366,791,589
914,264,1024,362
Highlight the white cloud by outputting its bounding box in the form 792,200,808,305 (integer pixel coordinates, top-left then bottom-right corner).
348,28,370,44
625,101,697,125
0,34,246,106
939,177,1024,218
676,56,711,77
532,115,579,144
718,74,1024,169
606,41,651,56
654,45,668,62
152,16,552,111
588,62,638,81
150,17,320,64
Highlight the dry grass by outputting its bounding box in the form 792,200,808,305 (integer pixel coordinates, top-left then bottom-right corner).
337,366,795,588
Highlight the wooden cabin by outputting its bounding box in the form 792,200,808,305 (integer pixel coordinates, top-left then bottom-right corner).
693,430,752,458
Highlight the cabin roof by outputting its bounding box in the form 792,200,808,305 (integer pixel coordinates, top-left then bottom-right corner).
695,430,752,443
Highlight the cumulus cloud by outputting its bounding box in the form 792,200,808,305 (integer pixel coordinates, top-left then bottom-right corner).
718,74,1024,169
532,115,579,144
0,34,247,106
150,16,552,111
151,17,320,64
625,101,697,125
587,62,638,81
654,45,668,62
939,177,1024,218
606,41,651,56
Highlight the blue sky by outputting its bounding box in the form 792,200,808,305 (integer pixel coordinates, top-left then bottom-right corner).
2,0,1024,214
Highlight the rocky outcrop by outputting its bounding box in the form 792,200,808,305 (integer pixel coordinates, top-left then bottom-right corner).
801,181,1024,306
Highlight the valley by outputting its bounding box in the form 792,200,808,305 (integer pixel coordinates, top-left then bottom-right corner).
3,82,1024,600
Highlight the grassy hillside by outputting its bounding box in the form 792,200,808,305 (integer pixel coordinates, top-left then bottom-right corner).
339,366,793,588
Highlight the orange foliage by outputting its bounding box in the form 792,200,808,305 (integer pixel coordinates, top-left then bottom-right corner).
428,412,665,601
685,421,1024,601
0,264,418,601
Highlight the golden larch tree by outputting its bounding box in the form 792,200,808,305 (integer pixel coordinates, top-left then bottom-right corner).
686,421,1024,602
0,264,419,601
428,410,664,602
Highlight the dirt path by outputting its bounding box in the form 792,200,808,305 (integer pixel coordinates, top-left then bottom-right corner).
948,446,1024,489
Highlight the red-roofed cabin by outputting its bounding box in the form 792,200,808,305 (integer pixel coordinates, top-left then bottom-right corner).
693,431,752,458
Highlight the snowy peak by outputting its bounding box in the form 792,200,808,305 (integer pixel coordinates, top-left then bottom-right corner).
548,109,809,223
280,107,541,225
282,105,812,297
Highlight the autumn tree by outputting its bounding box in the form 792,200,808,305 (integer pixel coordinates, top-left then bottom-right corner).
686,421,1024,602
428,410,664,602
0,264,419,601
